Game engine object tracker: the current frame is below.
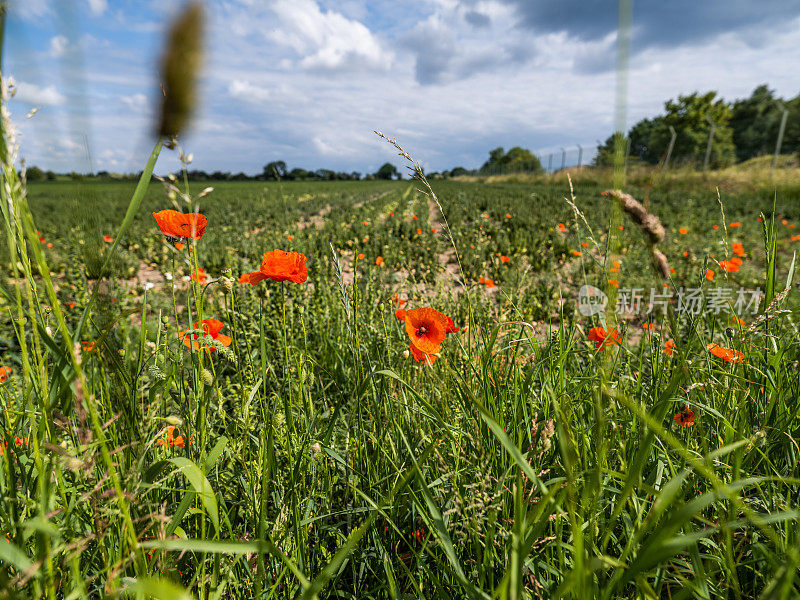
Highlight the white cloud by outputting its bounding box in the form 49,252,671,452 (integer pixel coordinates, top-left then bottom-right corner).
228,80,271,103
87,0,108,16
120,93,148,111
49,36,69,57
14,81,66,106
267,0,393,71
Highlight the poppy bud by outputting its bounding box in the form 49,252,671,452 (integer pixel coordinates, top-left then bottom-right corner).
165,415,183,427
402,349,410,359
311,442,321,456
201,369,214,386
220,276,233,294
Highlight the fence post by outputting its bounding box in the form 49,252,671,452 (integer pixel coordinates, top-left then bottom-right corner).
547,153,552,173
703,116,715,174
662,126,677,173
772,101,789,170
577,145,583,169
560,147,566,171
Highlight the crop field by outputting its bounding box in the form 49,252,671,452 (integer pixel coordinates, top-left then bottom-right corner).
2,159,800,599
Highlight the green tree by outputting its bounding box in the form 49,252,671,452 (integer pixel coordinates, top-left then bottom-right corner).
480,146,542,174
731,85,800,161
374,163,398,180
647,91,735,168
25,166,46,181
263,160,287,180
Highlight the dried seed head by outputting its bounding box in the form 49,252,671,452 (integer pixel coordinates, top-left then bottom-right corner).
603,189,665,244
652,249,671,279
157,1,204,142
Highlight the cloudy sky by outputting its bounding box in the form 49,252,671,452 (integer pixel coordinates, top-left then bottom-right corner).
6,0,800,175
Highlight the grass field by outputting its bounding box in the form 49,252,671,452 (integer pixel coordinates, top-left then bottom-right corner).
2,158,800,599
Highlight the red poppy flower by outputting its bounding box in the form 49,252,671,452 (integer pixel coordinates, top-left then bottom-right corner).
505,213,512,219
642,323,655,331
500,256,510,263
612,260,621,268
431,227,437,233
558,222,566,232
248,250,308,284
357,253,365,260
618,226,624,231
191,268,208,284
103,235,114,243
729,222,742,228
81,341,95,352
392,293,406,307
156,426,186,449
153,210,207,240
404,308,450,354
416,228,422,235
180,318,232,353
679,228,688,235
395,308,407,320
682,251,689,258
705,270,715,281
412,215,418,220
732,243,744,257
674,406,695,427
791,234,800,242
375,257,384,266
706,342,744,362
587,326,620,350
712,225,719,230
175,242,186,251
663,340,675,356
719,260,739,273
730,316,745,327
581,242,589,248
237,274,250,284
781,219,788,226
389,211,395,216
608,279,619,288
67,301,76,309
485,278,495,288
478,277,485,284
571,250,582,257
409,343,438,365
0,366,11,383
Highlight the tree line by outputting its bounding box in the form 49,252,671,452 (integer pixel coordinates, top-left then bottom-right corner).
595,85,800,168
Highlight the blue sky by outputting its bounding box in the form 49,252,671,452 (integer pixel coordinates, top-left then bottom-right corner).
6,0,800,175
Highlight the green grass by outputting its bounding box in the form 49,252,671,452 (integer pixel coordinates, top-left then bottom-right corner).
2,153,800,599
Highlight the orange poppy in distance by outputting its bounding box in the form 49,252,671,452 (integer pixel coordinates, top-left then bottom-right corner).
587,326,620,350
180,318,232,353
663,340,676,356
103,235,114,243
247,249,308,284
500,255,510,263
729,222,742,228
157,426,186,448
0,366,11,383
192,268,208,284
153,210,207,240
707,343,744,362
732,243,744,257
674,406,696,427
